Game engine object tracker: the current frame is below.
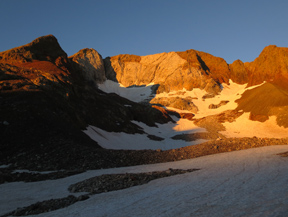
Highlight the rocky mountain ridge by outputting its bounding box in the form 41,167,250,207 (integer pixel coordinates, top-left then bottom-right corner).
0,35,173,164
100,44,288,94
1,35,288,217
1,34,288,167
2,35,288,96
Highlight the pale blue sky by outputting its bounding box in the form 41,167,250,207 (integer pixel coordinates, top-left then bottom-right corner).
1,0,287,63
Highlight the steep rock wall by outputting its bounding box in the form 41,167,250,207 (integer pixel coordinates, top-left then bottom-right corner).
69,48,106,84
245,45,288,87
104,50,226,94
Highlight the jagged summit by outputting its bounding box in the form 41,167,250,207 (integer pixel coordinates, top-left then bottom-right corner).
0,34,67,63
103,44,288,94
3,34,286,94
246,45,288,87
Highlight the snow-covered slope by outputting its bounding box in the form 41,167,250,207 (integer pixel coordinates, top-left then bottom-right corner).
90,80,288,150
2,145,288,217
84,116,207,150
98,80,155,103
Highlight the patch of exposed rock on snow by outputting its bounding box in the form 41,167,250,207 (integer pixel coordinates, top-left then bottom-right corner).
155,80,264,118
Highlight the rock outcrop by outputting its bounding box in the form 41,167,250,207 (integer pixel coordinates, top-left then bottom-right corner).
69,48,106,84
104,50,225,94
209,100,229,109
229,59,249,84
245,45,288,87
103,45,288,96
0,34,71,88
150,96,198,113
0,35,68,68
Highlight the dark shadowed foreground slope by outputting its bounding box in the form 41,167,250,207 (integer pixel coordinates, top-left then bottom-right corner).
0,35,173,169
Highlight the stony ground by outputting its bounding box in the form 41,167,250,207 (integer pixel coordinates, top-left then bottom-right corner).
1,137,288,183
1,137,288,216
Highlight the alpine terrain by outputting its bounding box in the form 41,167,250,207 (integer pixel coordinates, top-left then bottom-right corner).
1,35,288,217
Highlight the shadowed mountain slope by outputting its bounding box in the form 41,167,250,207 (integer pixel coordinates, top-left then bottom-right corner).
0,35,173,165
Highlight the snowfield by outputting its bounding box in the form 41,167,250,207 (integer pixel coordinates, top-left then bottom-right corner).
88,80,288,151
1,145,288,217
84,116,207,150
98,80,155,103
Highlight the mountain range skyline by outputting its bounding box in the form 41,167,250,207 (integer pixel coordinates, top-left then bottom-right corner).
1,0,288,64
1,28,288,217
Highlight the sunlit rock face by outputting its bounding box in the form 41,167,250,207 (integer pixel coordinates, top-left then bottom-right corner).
103,45,288,95
245,45,288,88
69,48,106,84
150,96,198,113
0,34,72,90
0,34,68,66
103,50,226,94
229,59,249,84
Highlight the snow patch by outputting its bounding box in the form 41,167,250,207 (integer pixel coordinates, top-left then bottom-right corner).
0,164,10,169
84,124,207,150
11,170,62,174
98,80,154,102
155,80,265,118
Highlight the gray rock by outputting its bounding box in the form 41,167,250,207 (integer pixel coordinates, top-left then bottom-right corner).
70,48,106,84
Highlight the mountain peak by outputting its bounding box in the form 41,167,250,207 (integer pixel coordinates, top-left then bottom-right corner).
247,44,288,86
0,34,67,63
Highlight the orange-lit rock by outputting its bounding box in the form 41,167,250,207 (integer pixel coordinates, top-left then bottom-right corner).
245,45,288,87
104,50,224,94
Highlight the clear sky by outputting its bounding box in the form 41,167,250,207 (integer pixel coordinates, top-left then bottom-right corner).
1,0,287,63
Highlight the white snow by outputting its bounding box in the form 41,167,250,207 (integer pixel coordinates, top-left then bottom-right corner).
92,80,287,149
84,116,207,150
11,170,62,174
98,80,154,102
155,80,263,119
1,145,288,217
220,113,288,138
0,165,10,168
